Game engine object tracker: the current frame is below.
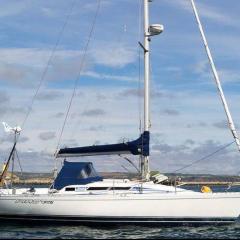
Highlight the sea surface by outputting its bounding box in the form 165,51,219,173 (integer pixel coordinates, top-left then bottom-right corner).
1,185,240,239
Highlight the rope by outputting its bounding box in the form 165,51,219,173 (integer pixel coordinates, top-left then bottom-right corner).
55,0,101,153
20,0,77,131
173,140,235,173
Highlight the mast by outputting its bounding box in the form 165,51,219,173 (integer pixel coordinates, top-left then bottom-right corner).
142,0,150,180
142,0,163,180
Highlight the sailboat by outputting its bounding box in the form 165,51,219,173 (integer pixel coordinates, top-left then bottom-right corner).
1,0,240,225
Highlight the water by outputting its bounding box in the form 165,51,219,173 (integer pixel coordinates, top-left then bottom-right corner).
1,185,240,239
1,222,240,239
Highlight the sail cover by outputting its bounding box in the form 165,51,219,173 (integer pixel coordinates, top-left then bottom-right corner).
52,161,103,190
57,131,150,158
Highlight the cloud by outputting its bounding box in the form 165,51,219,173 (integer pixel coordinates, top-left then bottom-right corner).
8,150,54,172
60,138,78,148
40,0,111,19
96,93,107,101
0,48,85,87
185,139,195,145
195,2,237,27
76,91,85,98
213,120,227,129
192,60,240,85
0,47,139,87
39,131,56,141
218,69,240,84
91,45,137,68
0,134,28,144
152,143,189,154
0,1,29,18
0,91,9,104
84,71,137,83
118,88,171,99
193,60,210,76
88,126,105,131
162,109,180,116
186,122,208,129
82,109,106,117
151,133,165,145
162,0,237,27
0,62,28,86
150,139,238,174
52,112,65,118
118,89,142,98
36,91,64,101
0,105,27,118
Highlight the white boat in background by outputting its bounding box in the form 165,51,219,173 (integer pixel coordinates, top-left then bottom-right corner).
1,0,240,225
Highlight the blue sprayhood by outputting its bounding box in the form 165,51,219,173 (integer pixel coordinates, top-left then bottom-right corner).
53,161,102,190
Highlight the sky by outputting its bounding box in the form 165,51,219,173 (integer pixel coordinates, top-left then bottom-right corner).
1,0,240,175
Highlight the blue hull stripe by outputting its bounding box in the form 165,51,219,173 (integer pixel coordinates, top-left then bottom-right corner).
0,215,237,224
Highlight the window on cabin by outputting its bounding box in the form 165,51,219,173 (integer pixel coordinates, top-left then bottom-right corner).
65,187,75,191
77,164,99,179
87,187,131,191
79,169,88,179
87,187,109,191
110,187,131,190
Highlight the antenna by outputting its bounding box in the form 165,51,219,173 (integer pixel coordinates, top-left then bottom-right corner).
2,122,22,134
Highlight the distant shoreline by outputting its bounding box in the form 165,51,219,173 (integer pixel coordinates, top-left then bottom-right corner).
7,171,240,186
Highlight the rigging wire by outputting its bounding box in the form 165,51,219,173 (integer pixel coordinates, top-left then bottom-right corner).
6,0,77,178
55,0,102,153
20,0,77,132
121,165,131,173
15,150,23,175
118,154,140,173
173,140,235,174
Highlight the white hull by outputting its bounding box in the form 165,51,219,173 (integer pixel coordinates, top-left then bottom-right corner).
1,191,240,223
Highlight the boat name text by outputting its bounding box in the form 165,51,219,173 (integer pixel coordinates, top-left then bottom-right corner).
14,199,54,205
